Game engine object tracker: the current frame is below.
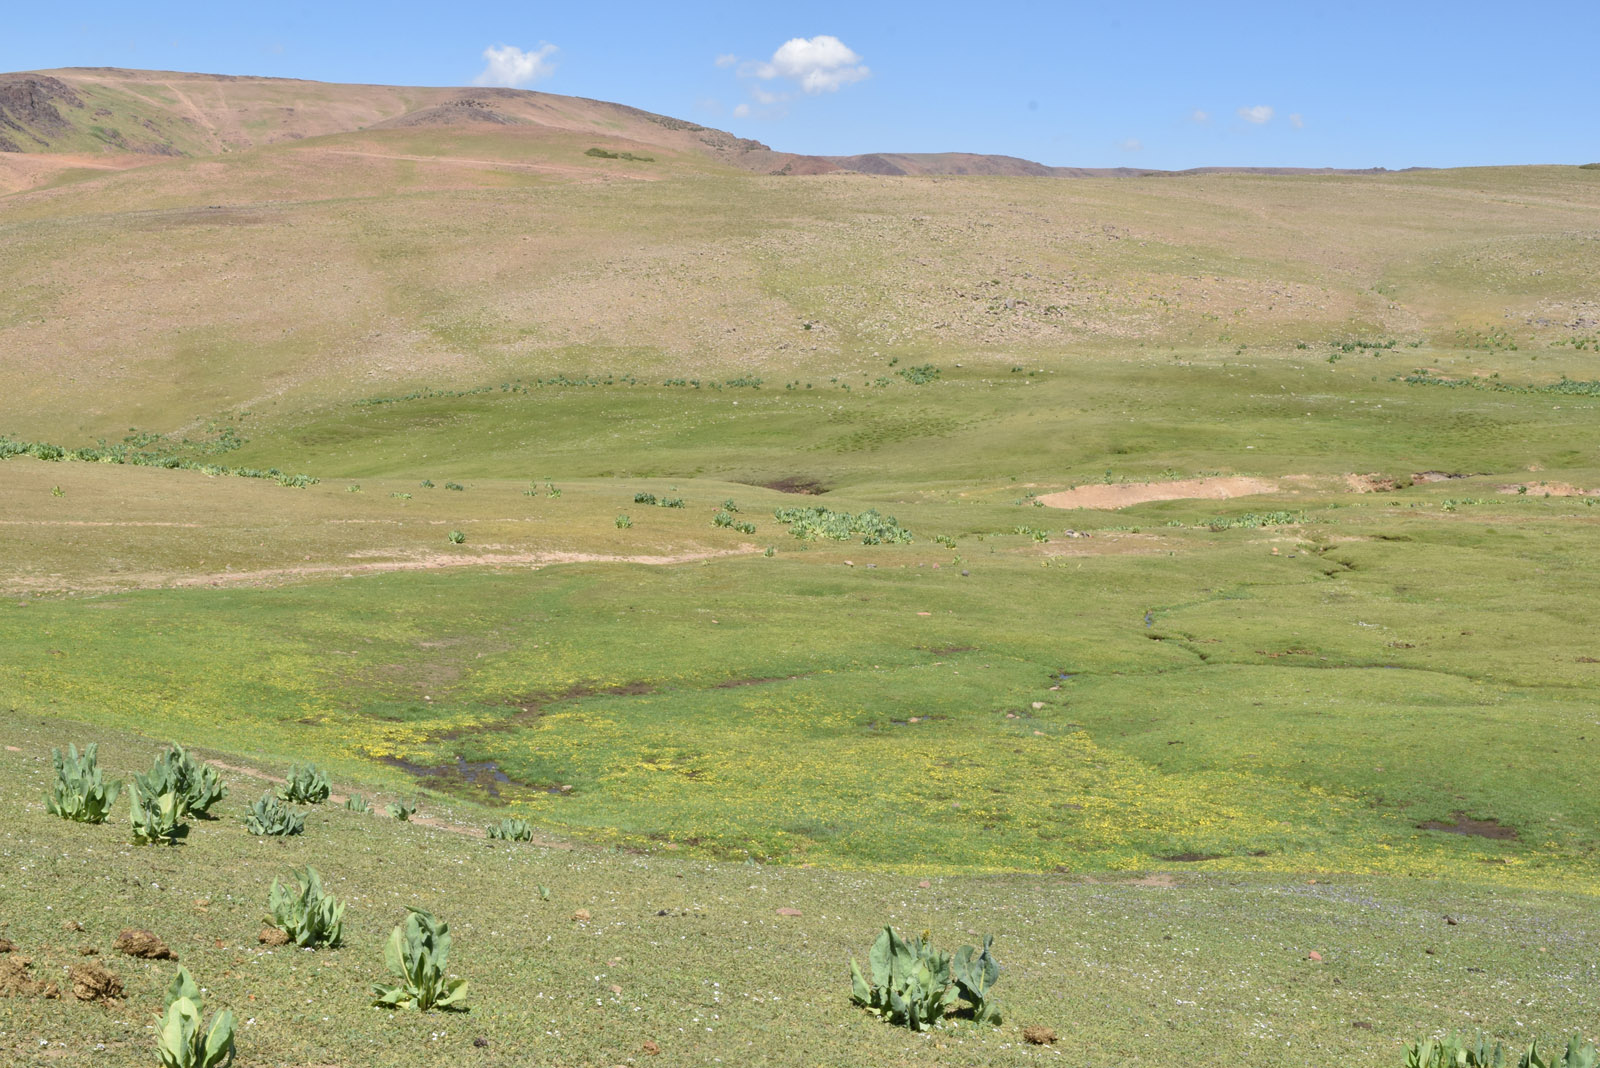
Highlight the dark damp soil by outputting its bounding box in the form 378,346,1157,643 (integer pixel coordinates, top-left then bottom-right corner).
1162,852,1225,863
1416,812,1518,840
757,476,829,495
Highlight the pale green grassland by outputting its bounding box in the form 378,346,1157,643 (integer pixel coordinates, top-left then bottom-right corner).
2,119,1599,1064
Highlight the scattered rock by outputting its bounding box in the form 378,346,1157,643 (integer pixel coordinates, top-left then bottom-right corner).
114,929,177,960
1307,951,1323,962
609,983,623,994
76,946,99,956
1445,916,1458,926
0,938,15,953
572,909,591,923
61,920,84,932
643,1040,661,1055
69,961,123,1004
775,908,802,917
1352,1020,1374,1030
472,1036,489,1048
258,926,291,946
917,880,932,889
1022,1025,1057,1045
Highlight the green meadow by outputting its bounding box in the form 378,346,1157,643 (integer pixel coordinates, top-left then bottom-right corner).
3,87,1600,1062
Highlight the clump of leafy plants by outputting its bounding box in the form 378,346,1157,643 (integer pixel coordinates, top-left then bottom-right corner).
387,800,416,821
243,793,305,836
134,743,227,819
156,967,235,1068
487,817,535,841
128,783,184,845
849,926,1001,1030
344,795,372,813
371,908,469,1012
44,742,121,824
896,364,940,385
633,491,658,505
712,509,735,528
775,506,913,545
277,763,330,804
265,866,345,948
615,514,632,529
447,529,466,545
1405,1034,1597,1068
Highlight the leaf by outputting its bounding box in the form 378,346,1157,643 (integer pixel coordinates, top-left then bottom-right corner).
166,967,201,1009
867,927,893,990
201,1009,235,1068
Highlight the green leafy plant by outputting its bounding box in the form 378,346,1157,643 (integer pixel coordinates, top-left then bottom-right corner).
722,498,739,512
447,529,466,545
849,926,1002,1031
1405,1035,1598,1068
487,817,535,841
243,792,305,836
371,908,469,1012
615,514,632,529
850,926,958,1030
952,935,1002,1025
277,763,330,804
343,794,372,813
633,491,658,505
266,865,346,948
134,743,227,819
156,967,235,1068
444,481,464,491
44,742,121,824
128,782,184,845
712,509,735,528
387,800,416,821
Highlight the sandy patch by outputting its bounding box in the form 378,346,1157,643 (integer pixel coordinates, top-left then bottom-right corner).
1498,482,1598,498
1038,477,1280,510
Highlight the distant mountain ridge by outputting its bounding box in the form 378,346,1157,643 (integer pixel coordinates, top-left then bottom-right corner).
1,66,1414,179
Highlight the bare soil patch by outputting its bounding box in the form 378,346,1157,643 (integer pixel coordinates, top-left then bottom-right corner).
758,476,829,495
1497,482,1597,498
0,955,59,998
68,961,123,1004
1038,477,1279,510
1416,813,1518,840
113,929,176,960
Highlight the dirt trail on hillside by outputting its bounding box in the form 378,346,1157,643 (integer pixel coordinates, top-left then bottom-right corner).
4,546,760,595
1039,477,1282,510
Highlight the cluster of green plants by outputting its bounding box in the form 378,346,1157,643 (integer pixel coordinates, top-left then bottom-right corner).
774,506,913,545
266,865,346,947
486,816,535,841
1201,510,1305,531
278,763,331,804
1405,1034,1597,1068
387,799,416,821
614,514,632,529
1331,337,1399,352
896,364,941,385
344,794,372,813
661,377,763,389
157,967,235,1068
372,908,469,1011
1404,371,1600,397
584,147,655,162
632,492,685,507
849,926,1001,1031
444,481,465,491
1011,526,1051,542
447,529,466,544
44,742,120,823
129,782,185,844
243,792,305,836
0,435,318,487
135,743,228,819
710,509,757,535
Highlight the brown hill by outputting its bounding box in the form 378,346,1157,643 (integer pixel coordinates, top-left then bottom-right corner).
1,67,1419,191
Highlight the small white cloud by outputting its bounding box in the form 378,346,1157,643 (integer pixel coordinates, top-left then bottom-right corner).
474,43,558,88
1189,109,1209,123
714,53,738,69
748,35,869,94
1119,138,1143,152
752,87,784,106
733,103,751,118
1289,112,1305,129
1238,104,1274,125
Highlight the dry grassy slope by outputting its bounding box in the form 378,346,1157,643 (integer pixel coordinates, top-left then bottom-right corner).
2,130,1599,443
0,67,772,172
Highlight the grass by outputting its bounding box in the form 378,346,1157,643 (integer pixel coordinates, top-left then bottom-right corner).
2,78,1599,1063
2,721,1598,1067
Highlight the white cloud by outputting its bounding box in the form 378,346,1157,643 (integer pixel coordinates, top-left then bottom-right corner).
733,103,751,118
1238,104,1274,125
747,35,869,94
1189,109,1209,123
473,43,558,88
714,53,738,69
1289,112,1305,129
1119,138,1143,152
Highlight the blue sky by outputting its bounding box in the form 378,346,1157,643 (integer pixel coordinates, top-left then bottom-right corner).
6,1,1597,169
